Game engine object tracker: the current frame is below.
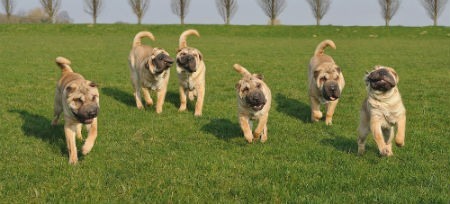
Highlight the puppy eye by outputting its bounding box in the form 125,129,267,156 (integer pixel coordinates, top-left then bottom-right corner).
320,77,327,82
74,98,83,103
92,95,97,101
256,83,262,89
242,87,249,92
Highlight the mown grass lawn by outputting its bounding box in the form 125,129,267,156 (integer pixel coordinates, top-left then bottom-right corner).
0,24,449,202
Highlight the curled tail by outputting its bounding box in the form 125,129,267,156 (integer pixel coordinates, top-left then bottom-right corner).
179,29,200,49
55,57,73,73
314,39,336,56
233,64,251,76
132,31,155,48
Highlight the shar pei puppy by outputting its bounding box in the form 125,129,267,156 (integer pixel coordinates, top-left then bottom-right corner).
308,39,345,125
52,57,100,164
233,64,272,143
358,65,406,156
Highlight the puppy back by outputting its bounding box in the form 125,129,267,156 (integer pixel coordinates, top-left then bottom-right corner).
179,29,200,49
55,57,73,73
133,31,155,48
314,40,336,56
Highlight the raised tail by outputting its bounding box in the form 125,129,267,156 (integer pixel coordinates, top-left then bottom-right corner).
314,39,336,56
55,57,73,73
233,64,251,76
132,31,155,48
179,29,200,49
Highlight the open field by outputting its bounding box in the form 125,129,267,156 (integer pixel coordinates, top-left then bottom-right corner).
0,24,449,202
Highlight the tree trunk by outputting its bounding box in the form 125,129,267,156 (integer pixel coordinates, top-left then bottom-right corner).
316,18,320,26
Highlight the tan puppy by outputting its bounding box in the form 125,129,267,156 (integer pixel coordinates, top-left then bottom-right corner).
52,57,100,164
176,29,206,116
308,39,345,125
233,64,272,143
358,66,406,156
128,31,174,113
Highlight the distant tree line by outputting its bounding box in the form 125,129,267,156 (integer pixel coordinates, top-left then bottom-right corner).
1,0,449,26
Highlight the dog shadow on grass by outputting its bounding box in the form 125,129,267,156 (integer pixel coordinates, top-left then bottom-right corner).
101,87,135,107
275,93,310,123
201,118,242,142
8,109,66,155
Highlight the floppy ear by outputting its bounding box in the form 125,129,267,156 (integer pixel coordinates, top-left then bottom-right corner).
144,61,150,70
254,73,264,81
391,70,399,82
66,84,77,93
89,82,98,88
314,70,320,79
235,82,241,90
197,50,203,61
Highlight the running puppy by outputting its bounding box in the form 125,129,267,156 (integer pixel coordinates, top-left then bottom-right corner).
176,29,206,116
308,39,345,125
234,64,272,143
128,31,174,113
52,57,100,164
358,65,406,156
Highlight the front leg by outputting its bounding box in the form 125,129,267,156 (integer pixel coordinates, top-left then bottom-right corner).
310,96,322,122
370,118,391,156
82,118,98,155
194,84,205,116
325,100,339,125
156,86,168,114
395,114,406,147
178,86,187,112
239,115,253,143
64,122,78,164
142,87,153,107
253,113,269,142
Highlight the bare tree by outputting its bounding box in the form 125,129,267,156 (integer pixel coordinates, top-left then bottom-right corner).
171,0,190,25
1,0,14,22
129,0,150,25
421,0,448,26
84,0,103,24
306,0,331,26
216,0,238,25
39,0,61,24
379,0,400,27
257,0,286,25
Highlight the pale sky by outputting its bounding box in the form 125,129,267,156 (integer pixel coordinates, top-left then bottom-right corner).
12,0,450,26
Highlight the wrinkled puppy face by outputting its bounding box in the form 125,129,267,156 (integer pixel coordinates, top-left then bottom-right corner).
176,47,202,73
236,74,267,111
314,63,342,101
365,66,398,92
146,48,173,75
65,81,100,124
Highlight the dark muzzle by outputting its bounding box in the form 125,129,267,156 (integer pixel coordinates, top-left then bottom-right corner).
245,91,266,111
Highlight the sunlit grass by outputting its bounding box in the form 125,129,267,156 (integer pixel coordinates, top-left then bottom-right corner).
0,24,449,202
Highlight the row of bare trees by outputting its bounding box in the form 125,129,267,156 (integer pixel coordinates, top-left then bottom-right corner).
1,0,449,26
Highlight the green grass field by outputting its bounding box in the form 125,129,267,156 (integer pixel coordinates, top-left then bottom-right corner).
0,24,449,202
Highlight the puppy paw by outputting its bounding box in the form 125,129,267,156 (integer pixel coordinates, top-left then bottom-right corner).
194,112,202,117
380,148,393,157
395,140,405,147
358,147,365,155
325,118,333,126
51,119,58,126
68,158,78,165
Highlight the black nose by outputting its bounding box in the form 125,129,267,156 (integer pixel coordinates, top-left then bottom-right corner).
87,108,98,118
330,84,336,91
